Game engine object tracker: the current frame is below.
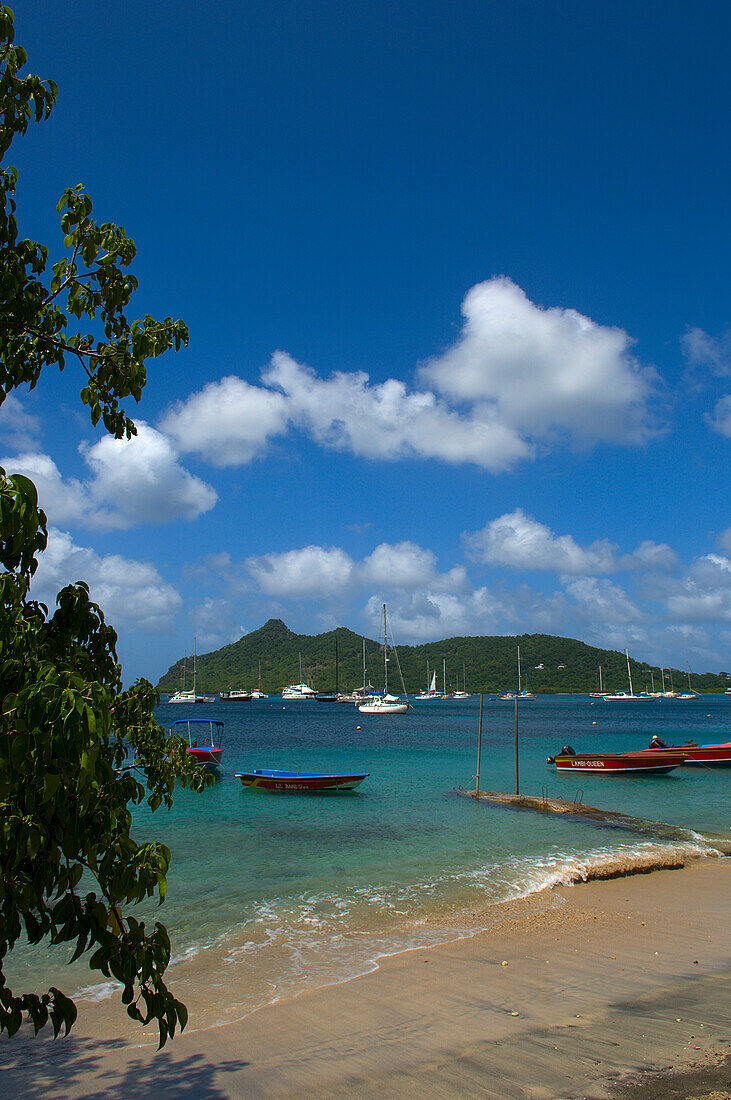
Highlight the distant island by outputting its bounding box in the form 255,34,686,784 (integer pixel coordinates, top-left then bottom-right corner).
156,619,728,696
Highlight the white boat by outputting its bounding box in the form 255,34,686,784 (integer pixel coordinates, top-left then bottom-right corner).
168,689,196,704
168,654,192,703
282,682,317,699
253,660,270,695
169,639,214,703
220,689,252,701
453,662,471,699
358,606,410,714
589,664,608,698
500,646,534,700
282,653,317,698
358,696,409,714
602,649,650,701
415,666,443,701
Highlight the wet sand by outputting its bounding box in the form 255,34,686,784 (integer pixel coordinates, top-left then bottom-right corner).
2,857,730,1099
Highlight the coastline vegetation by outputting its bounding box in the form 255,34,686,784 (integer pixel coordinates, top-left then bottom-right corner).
157,618,727,696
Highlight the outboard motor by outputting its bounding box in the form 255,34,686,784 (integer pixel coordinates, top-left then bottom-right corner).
547,744,576,764
649,735,669,749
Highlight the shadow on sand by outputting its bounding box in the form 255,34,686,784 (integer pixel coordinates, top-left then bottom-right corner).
1,1028,248,1100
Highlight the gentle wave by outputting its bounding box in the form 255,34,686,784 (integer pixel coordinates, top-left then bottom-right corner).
51,836,728,1019
146,836,722,1028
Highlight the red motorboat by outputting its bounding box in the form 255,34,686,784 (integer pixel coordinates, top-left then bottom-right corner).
548,744,683,775
170,718,224,770
236,769,369,792
641,735,731,767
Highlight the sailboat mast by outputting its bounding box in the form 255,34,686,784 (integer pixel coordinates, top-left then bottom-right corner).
626,649,634,695
335,636,339,694
383,604,388,695
443,658,446,696
517,645,521,693
362,637,366,692
193,637,197,696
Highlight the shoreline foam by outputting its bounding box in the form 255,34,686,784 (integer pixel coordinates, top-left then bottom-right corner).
3,852,730,1098
64,835,723,1024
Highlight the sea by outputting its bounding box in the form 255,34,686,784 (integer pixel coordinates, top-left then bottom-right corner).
7,693,731,1030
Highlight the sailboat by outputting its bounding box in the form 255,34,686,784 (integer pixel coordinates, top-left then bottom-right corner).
500,646,534,699
602,649,651,701
415,662,441,701
442,657,450,699
168,653,193,704
316,637,341,701
250,661,268,700
589,664,608,698
358,606,410,714
339,638,378,703
453,663,471,699
655,664,697,700
169,639,214,703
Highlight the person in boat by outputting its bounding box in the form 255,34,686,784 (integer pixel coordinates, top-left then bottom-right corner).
547,744,575,763
649,735,669,749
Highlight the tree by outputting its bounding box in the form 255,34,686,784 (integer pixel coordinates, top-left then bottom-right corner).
0,7,211,1047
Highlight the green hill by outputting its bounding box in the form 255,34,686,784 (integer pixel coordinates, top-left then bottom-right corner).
156,619,726,695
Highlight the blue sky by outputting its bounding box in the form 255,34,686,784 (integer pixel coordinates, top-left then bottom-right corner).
3,0,730,682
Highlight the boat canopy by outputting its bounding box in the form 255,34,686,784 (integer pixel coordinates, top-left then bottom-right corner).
169,718,224,747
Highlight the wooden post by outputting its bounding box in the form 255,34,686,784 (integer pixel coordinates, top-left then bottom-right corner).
475,693,483,796
514,694,519,796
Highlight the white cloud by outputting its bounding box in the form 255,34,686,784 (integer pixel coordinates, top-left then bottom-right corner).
2,424,217,530
708,394,731,437
81,423,217,528
630,540,678,571
365,587,507,643
564,577,644,626
153,280,659,473
420,277,655,445
160,375,290,465
263,351,531,471
464,511,679,577
243,540,468,602
681,327,731,377
0,452,89,525
464,510,621,575
664,554,731,623
246,545,356,597
360,541,468,591
0,395,41,451
32,527,182,633
190,597,244,650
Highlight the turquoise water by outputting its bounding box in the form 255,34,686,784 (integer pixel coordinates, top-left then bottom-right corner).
8,694,731,1021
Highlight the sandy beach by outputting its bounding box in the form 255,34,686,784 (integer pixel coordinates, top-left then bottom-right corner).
2,855,730,1099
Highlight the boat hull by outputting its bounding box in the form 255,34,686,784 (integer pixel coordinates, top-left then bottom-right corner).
358,702,409,714
640,742,731,767
236,770,369,792
552,752,682,775
186,746,223,769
